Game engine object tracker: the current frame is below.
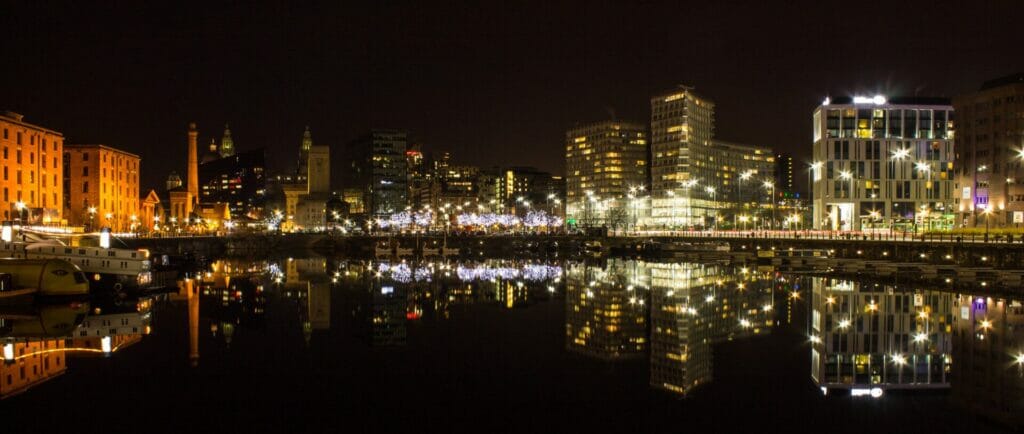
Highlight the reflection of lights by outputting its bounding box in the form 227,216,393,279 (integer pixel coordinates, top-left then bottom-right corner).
891,354,907,365
838,319,851,329
825,296,835,304
980,319,993,330
809,335,821,344
913,333,928,343
762,304,772,312
739,319,751,328
1015,353,1024,365
705,295,715,303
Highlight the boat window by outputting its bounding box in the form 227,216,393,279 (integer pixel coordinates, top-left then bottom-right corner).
131,252,136,258
108,251,116,257
65,248,71,254
73,272,87,284
78,249,85,255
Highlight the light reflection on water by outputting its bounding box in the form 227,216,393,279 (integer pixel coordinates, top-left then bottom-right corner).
0,256,1021,429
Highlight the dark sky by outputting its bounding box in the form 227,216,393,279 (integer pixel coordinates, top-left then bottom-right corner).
2,1,1022,192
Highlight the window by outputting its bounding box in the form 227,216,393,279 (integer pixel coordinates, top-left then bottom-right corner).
2,167,5,180
83,181,89,193
82,152,89,161
82,166,89,177
15,150,21,164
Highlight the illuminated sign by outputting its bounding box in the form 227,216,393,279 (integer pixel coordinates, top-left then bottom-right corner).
852,95,886,105
381,286,394,294
851,387,884,398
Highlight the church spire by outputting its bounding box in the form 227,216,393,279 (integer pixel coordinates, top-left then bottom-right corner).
301,125,312,152
220,123,235,157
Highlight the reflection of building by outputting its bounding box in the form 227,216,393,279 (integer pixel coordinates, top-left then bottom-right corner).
565,121,648,227
373,288,407,346
811,96,955,232
0,340,67,398
951,294,1024,428
646,262,773,395
954,74,1024,228
63,144,141,231
565,260,647,360
810,278,952,392
0,111,64,223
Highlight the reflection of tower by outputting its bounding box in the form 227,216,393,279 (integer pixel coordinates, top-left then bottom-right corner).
565,260,647,360
308,282,331,331
648,262,713,395
186,279,200,367
187,122,199,208
219,124,235,158
373,286,407,346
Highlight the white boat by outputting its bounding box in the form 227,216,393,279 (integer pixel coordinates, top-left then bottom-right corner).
1,237,154,292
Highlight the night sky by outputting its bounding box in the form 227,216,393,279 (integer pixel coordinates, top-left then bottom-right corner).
2,1,1022,192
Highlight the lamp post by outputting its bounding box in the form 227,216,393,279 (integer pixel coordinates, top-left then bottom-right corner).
810,162,822,230
682,179,697,230
738,171,754,230
705,186,716,231
837,172,852,231
763,181,776,231
87,206,97,231
983,205,993,242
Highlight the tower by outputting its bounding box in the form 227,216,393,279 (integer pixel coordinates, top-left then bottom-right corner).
298,126,312,176
187,122,199,207
219,124,235,158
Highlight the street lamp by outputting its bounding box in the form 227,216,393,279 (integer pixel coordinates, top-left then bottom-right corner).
983,205,994,242
763,180,775,230
738,170,754,229
705,186,716,231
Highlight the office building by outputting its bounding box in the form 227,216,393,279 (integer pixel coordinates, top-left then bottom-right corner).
709,140,776,227
811,96,955,231
649,86,716,228
63,144,140,231
198,148,266,219
0,111,64,223
565,121,648,227
954,73,1024,228
775,153,795,193
343,130,408,217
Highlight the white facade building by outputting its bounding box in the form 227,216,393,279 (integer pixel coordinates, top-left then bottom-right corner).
811,96,955,232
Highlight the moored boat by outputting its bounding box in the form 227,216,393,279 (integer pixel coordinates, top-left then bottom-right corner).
0,258,90,300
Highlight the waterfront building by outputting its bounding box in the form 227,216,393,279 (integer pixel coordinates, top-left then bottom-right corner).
343,130,408,217
199,148,266,220
809,277,953,392
63,144,141,231
565,121,648,227
811,96,955,231
775,153,795,194
953,73,1024,228
0,111,64,223
564,260,647,360
709,140,776,228
649,87,716,228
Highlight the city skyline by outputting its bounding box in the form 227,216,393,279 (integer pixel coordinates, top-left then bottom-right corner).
2,2,1022,193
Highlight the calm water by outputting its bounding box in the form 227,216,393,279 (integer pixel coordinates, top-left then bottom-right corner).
3,256,1022,433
